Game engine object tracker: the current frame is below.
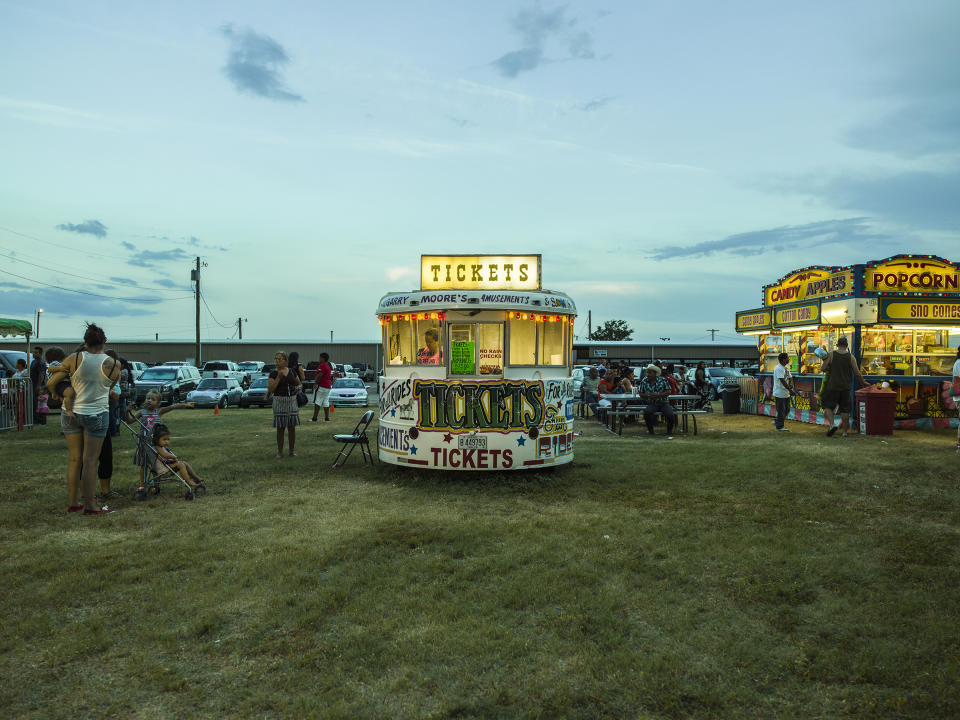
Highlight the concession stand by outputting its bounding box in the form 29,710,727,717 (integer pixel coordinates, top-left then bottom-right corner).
376,255,578,469
734,254,960,429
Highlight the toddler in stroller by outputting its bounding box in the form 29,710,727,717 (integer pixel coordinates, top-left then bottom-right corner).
152,424,205,490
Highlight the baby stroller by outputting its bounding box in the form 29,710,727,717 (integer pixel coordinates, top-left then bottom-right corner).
119,416,206,501
682,378,714,412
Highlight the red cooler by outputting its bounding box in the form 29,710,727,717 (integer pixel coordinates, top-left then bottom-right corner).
855,385,896,436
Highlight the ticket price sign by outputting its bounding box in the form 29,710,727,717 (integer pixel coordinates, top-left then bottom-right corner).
450,341,475,375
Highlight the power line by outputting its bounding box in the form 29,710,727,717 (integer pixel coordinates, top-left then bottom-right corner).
199,290,232,328
0,225,124,261
0,266,194,302
0,247,189,294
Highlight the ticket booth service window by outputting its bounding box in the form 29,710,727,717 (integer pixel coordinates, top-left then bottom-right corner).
386,318,414,365
538,320,566,366
509,317,568,366
415,318,442,365
449,323,504,376
861,326,958,376
509,318,537,365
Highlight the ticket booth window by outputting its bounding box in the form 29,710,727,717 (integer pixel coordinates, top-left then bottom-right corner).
385,318,414,365
538,320,566,366
478,323,504,375
415,319,442,365
448,323,504,376
449,324,476,376
509,318,536,365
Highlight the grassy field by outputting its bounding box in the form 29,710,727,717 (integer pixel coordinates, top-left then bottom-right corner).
1,405,958,719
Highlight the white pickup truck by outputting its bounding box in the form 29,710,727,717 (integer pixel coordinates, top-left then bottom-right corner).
201,360,249,388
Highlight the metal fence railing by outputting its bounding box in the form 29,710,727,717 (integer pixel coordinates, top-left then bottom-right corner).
1,377,34,431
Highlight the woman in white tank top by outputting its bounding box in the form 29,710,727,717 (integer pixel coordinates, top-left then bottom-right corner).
47,324,121,515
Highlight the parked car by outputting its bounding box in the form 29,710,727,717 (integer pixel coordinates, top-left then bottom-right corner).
128,361,148,379
685,366,744,400
239,377,272,408
350,362,377,382
303,360,321,390
334,363,359,380
261,363,277,378
0,350,28,378
237,361,266,383
328,378,368,407
201,360,248,388
163,361,189,366
186,378,244,408
134,365,201,405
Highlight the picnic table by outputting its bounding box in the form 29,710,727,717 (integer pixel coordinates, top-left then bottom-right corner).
598,393,705,436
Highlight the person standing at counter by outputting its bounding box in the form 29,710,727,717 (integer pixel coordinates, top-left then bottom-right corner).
953,347,960,454
820,337,868,438
773,352,797,432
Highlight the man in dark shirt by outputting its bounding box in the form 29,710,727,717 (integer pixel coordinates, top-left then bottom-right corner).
820,337,868,438
29,346,47,424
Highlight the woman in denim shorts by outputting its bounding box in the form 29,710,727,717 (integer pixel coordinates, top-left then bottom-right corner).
47,324,122,515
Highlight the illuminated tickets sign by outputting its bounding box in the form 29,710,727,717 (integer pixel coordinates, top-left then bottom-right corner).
764,268,852,306
421,255,541,291
735,309,772,331
864,256,960,294
774,303,820,327
878,299,960,323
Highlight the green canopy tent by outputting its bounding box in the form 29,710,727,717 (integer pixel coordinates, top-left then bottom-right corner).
0,318,33,431
0,318,33,374
0,318,34,338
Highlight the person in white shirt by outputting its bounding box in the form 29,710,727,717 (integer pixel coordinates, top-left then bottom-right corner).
773,352,797,432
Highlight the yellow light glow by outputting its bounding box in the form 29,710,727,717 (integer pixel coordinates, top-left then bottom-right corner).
421,254,541,291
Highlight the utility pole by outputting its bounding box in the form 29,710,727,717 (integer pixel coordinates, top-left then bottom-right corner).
588,310,592,340
194,257,201,366
707,329,719,341
237,317,247,340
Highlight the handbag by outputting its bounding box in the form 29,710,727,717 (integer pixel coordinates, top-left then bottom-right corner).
296,387,308,407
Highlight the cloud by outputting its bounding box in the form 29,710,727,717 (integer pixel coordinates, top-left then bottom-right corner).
812,169,960,231
492,6,599,78
493,48,544,78
220,24,304,102
110,276,137,285
0,286,163,320
121,241,136,251
575,96,616,112
56,220,107,238
188,236,199,246
127,248,191,268
842,8,960,158
386,267,414,282
649,218,888,261
844,101,960,157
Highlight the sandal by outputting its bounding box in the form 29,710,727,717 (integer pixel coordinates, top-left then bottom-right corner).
68,504,84,513
84,507,115,515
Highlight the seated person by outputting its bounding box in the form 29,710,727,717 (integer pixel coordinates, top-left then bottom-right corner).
581,367,600,414
618,367,635,393
635,364,676,436
598,369,620,395
417,329,441,364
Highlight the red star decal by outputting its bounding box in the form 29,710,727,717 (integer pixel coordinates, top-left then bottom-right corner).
442,433,454,443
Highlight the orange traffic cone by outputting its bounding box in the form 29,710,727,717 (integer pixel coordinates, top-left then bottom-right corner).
329,403,335,413
213,404,220,415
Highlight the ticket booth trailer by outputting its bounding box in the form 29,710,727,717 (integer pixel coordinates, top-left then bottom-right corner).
377,255,578,470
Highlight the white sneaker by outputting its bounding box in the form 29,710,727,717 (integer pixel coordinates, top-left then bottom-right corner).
776,427,791,432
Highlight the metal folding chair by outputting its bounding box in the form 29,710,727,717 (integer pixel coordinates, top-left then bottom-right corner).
332,410,377,469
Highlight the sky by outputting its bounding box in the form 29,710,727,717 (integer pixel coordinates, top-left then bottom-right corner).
1,0,958,346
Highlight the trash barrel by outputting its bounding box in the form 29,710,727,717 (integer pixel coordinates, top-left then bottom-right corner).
855,385,896,435
721,381,741,414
